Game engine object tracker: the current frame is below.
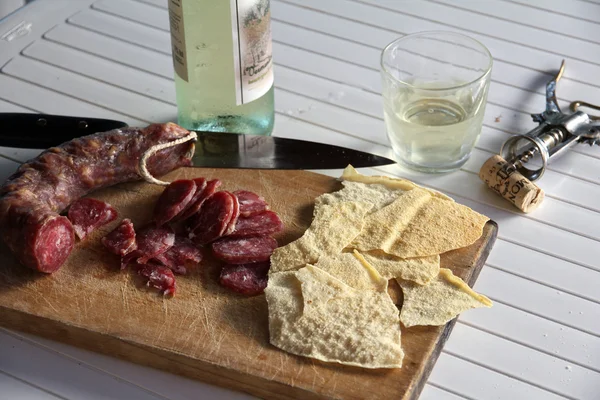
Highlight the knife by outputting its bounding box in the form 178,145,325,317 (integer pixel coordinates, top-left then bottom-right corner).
0,113,395,169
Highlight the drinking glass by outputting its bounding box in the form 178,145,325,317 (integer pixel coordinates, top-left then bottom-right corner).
380,31,493,173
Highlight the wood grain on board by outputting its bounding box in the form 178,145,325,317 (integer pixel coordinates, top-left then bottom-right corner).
0,168,497,400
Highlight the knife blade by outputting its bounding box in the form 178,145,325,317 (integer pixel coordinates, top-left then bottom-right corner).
0,113,129,148
0,113,395,169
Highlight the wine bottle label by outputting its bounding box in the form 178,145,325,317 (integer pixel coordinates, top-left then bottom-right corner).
168,0,188,82
230,0,274,105
168,0,273,106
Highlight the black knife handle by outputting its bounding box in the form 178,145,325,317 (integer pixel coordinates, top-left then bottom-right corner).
0,113,129,149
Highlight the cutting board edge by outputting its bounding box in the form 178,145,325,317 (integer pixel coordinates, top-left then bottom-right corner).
405,219,498,400
0,306,336,400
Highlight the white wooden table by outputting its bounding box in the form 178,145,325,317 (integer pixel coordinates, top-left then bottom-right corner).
1,1,599,399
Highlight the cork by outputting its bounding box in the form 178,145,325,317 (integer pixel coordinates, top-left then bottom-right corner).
479,155,544,213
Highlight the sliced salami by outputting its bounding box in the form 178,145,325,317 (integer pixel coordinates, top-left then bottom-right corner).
26,216,75,274
230,211,283,238
121,250,141,270
223,192,240,236
135,225,175,264
176,178,221,222
68,198,118,240
211,235,278,264
0,122,194,273
153,236,202,275
187,191,235,245
153,179,196,226
137,263,177,296
219,261,270,296
233,190,270,217
101,218,137,257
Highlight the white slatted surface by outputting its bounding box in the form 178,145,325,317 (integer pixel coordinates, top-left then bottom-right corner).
0,0,599,399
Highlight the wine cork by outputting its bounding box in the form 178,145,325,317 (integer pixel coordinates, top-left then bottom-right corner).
479,155,544,213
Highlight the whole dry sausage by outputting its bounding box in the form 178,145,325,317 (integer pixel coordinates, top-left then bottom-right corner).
0,123,194,273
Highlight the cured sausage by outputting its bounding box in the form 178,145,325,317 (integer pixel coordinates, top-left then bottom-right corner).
101,218,136,256
137,263,177,296
233,190,270,217
154,236,202,275
68,198,118,240
134,225,175,264
186,191,235,245
211,235,278,264
223,192,240,236
230,211,283,237
219,261,270,296
153,179,196,226
176,178,220,222
171,177,206,221
0,123,194,273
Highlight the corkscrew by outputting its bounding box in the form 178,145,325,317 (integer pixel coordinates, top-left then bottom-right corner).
479,61,600,212
499,60,600,181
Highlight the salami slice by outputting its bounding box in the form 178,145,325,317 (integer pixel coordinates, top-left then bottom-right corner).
187,191,235,245
68,198,118,240
223,192,240,236
153,236,202,275
176,179,221,222
135,225,175,264
137,263,177,296
233,190,270,217
153,179,196,226
101,218,137,256
230,211,283,238
219,261,270,296
25,215,75,274
0,122,194,273
211,235,278,264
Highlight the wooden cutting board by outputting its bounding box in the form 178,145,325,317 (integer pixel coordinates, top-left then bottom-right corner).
0,168,497,400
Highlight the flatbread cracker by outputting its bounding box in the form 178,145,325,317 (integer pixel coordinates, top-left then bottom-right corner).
270,201,372,273
315,181,406,212
398,268,492,327
352,188,489,258
314,252,387,291
265,266,404,369
358,251,440,285
341,165,453,201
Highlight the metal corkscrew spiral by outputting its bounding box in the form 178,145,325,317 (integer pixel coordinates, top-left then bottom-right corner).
499,60,600,182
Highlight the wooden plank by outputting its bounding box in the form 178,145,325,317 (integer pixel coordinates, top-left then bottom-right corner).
0,168,496,400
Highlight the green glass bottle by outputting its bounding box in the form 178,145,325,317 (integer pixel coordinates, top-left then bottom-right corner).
168,0,274,135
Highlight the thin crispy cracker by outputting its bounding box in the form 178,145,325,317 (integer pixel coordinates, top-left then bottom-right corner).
341,165,453,201
314,252,387,291
270,201,372,273
358,250,440,285
265,265,404,369
398,268,492,327
352,188,489,258
315,181,406,212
